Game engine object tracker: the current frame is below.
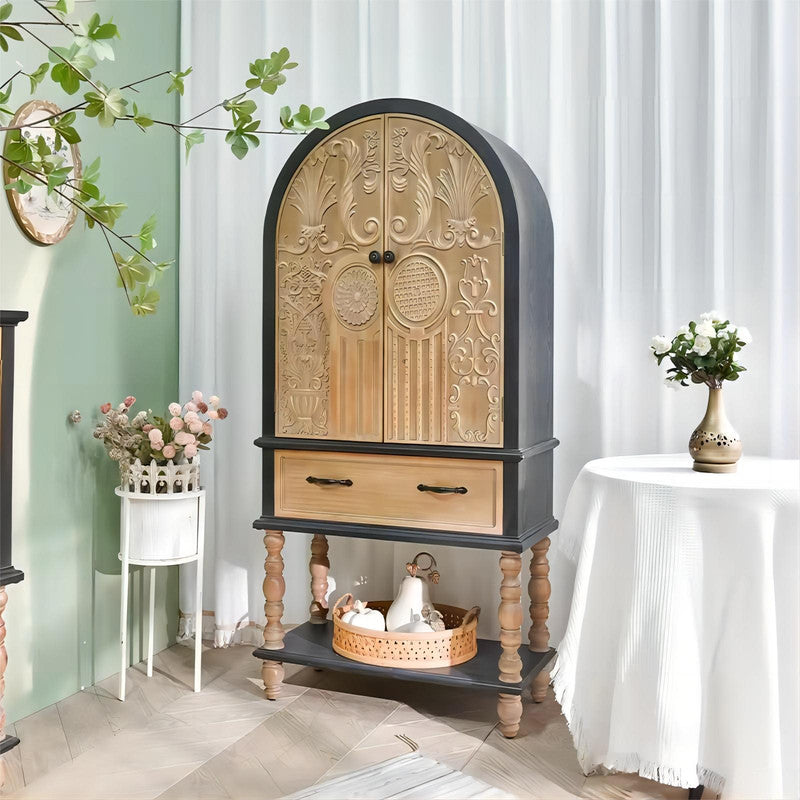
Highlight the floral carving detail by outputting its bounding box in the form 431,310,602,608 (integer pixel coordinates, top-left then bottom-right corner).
334,266,379,327
388,126,447,245
448,255,501,443
389,128,500,251
432,142,499,249
277,257,332,435
326,130,381,247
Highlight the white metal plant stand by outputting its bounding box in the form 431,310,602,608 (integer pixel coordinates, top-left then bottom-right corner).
116,486,206,701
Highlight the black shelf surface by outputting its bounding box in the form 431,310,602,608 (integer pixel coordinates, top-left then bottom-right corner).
253,515,557,553
0,566,24,585
0,734,21,755
255,435,559,463
253,621,554,694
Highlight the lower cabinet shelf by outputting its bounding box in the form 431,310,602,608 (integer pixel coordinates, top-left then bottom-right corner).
253,621,554,695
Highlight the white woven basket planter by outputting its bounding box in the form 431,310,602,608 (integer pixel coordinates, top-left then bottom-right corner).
115,458,206,700
117,458,202,561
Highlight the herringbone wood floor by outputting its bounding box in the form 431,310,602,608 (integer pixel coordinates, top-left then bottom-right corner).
1,643,690,799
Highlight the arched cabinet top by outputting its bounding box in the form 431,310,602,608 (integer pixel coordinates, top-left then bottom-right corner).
262,98,554,453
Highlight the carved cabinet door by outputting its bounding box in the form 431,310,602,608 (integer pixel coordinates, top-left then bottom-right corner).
275,117,384,441
384,115,504,446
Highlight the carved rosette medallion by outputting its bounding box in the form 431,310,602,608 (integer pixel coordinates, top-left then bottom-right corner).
333,265,379,328
391,256,445,325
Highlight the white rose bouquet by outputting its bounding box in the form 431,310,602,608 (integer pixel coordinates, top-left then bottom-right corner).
651,311,752,390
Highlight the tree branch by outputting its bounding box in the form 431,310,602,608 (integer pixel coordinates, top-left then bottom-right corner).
136,117,293,136
34,0,77,32
17,23,104,94
0,71,174,131
0,69,22,92
179,85,258,126
99,223,132,307
0,154,157,267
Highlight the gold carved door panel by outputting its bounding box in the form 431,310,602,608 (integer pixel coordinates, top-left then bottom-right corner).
275,117,384,441
383,115,504,446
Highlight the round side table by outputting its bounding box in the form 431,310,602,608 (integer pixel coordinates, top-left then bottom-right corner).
553,454,799,799
115,488,206,701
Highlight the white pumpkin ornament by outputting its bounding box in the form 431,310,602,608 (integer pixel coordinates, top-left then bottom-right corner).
393,613,435,634
341,599,385,631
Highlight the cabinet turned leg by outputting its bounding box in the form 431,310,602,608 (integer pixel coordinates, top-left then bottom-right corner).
309,534,330,624
0,586,7,789
262,531,285,701
529,537,551,703
497,551,523,738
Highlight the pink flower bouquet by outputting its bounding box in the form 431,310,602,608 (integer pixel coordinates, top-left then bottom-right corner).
93,392,228,470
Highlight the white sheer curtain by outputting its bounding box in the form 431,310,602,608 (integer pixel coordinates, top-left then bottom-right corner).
178,0,799,647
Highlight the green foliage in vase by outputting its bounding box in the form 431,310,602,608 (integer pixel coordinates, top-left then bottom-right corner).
0,0,327,315
651,311,752,390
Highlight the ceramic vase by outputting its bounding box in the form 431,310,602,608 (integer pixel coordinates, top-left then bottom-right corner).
688,387,742,473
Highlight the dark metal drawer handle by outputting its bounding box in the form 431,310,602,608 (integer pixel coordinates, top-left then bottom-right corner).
306,476,353,487
417,483,468,495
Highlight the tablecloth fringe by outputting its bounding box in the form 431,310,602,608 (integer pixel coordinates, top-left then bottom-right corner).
551,659,725,794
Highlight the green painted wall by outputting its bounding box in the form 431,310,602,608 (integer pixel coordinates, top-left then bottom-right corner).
0,0,181,721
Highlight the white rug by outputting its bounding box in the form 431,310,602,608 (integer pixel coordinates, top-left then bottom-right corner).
284,752,515,799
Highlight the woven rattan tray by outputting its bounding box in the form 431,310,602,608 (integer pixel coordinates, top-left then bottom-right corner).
331,593,480,669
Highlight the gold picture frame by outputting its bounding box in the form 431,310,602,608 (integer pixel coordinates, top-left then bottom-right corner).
3,99,82,245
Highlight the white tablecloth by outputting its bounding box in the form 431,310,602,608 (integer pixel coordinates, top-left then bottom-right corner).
552,454,799,799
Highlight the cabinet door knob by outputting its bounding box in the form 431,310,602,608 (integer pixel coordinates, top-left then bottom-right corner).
417,483,468,495
383,250,395,263
368,250,381,264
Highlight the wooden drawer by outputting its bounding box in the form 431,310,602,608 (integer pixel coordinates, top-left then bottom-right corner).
274,450,503,534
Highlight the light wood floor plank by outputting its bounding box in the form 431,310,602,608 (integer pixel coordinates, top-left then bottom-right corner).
56,689,114,759
0,724,25,796
12,705,71,786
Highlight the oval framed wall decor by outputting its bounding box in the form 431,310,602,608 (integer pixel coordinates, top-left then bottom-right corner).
3,100,82,245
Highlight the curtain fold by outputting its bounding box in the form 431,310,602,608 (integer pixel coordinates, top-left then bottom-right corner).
178,0,799,647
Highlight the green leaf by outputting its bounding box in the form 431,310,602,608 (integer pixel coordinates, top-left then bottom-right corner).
184,129,204,163
167,66,192,96
0,4,12,23
0,24,22,41
227,133,248,160
279,104,328,132
114,251,150,289
4,178,33,194
132,288,160,316
0,79,12,116
131,102,153,131
51,61,82,94
82,156,100,184
53,0,75,14
247,48,296,94
46,165,72,193
138,213,157,252
87,200,126,228
76,180,100,200
27,61,49,93
74,12,118,61
49,111,81,145
224,96,257,126
83,87,128,127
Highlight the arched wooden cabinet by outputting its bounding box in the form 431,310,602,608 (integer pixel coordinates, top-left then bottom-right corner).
254,99,557,737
